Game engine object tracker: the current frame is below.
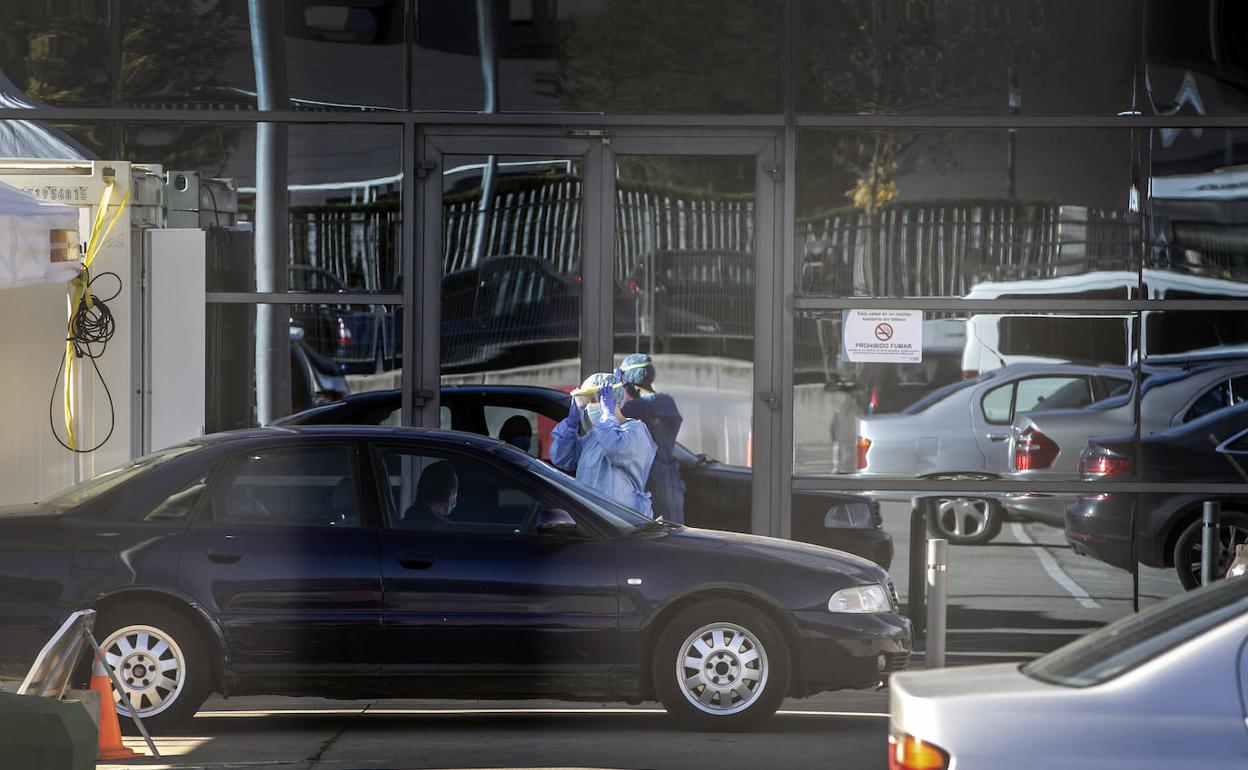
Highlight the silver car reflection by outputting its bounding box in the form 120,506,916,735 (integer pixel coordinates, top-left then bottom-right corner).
888,577,1248,770
1004,359,1248,526
855,364,1131,544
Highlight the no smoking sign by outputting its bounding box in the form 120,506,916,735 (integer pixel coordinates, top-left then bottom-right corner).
842,310,922,363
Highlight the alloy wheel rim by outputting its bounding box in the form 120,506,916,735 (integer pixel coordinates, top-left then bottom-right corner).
101,624,186,718
676,622,768,716
936,498,990,538
1185,523,1248,583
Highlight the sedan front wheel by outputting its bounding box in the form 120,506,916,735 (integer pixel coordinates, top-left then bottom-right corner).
653,599,790,731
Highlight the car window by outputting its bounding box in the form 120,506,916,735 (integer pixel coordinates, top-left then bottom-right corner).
40,445,198,510
145,472,211,522
1024,577,1248,688
496,445,653,534
981,383,1014,424
1016,377,1090,412
1186,379,1233,423
209,446,360,528
904,371,996,415
485,406,542,458
1101,376,1132,399
375,446,545,535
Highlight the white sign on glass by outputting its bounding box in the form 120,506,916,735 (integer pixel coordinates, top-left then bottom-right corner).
842,309,923,363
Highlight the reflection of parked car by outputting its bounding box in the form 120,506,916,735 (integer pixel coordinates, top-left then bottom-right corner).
289,326,348,410
288,265,399,374
1005,359,1248,526
856,364,1132,544
274,385,894,567
1068,401,1248,588
0,428,910,732
443,255,719,374
623,250,749,356
889,577,1248,770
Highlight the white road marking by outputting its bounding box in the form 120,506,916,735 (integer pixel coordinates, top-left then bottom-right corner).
1010,523,1100,609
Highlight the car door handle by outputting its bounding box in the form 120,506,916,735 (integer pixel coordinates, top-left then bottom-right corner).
398,553,437,570
987,433,1009,442
207,547,244,564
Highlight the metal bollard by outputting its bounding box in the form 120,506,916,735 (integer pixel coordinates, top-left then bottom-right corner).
925,538,948,669
1202,501,1221,587
908,499,928,640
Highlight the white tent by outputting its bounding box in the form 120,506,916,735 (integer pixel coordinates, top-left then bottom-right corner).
0,180,79,289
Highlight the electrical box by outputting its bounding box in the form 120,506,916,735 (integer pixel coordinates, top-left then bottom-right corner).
0,160,207,505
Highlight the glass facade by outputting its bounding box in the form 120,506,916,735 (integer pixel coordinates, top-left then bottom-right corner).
4,0,1248,673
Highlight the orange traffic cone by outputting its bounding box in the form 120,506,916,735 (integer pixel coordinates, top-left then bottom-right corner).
90,656,142,760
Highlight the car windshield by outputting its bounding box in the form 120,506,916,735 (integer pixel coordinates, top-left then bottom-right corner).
39,444,199,510
902,371,997,415
1023,577,1248,688
494,445,655,534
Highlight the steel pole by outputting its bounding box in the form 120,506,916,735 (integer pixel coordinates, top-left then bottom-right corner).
908,498,927,640
925,538,948,669
1202,500,1221,587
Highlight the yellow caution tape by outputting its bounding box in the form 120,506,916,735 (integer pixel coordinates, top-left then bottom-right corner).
63,180,130,451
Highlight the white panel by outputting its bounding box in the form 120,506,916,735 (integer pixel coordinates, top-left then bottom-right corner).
0,282,76,504
146,229,206,451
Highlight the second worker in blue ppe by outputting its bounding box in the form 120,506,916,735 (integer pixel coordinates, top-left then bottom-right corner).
551,371,657,518
618,353,686,524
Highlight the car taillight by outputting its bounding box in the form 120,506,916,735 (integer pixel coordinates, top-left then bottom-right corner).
889,733,949,770
1078,446,1131,478
337,318,352,346
856,436,871,470
1014,427,1059,471
627,279,640,296
961,370,978,380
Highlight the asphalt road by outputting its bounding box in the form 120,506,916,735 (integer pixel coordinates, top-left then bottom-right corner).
101,691,891,770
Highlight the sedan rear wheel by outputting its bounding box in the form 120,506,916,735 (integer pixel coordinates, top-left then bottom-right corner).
654,599,790,731
928,497,1003,545
1173,509,1248,590
96,602,211,733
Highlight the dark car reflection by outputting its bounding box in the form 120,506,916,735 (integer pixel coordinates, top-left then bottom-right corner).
1068,401,1248,589
274,385,894,568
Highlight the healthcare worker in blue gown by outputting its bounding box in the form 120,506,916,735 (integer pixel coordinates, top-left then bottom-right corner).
618,353,687,524
551,371,657,518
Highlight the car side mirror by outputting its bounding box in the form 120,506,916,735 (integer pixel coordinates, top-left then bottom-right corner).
535,508,581,536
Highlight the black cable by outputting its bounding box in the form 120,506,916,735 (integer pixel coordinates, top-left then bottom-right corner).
49,269,121,453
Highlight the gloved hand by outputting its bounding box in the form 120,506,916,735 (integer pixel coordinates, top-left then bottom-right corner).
563,397,582,430
600,376,618,416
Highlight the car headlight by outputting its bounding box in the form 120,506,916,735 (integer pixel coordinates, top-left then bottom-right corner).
824,502,872,529
828,584,890,613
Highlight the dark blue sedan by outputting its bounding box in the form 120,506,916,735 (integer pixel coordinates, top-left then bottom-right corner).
0,427,910,733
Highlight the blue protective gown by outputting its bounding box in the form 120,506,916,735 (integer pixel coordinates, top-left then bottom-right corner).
621,392,686,524
551,411,657,518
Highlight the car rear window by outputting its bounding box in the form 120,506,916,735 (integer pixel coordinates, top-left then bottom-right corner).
902,371,996,415
40,445,198,511
1023,577,1248,688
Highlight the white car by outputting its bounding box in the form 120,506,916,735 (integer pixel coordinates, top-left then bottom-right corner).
888,577,1248,770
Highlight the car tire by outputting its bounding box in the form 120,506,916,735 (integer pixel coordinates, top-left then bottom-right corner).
926,497,1004,545
95,602,212,734
653,599,790,732
1172,509,1248,590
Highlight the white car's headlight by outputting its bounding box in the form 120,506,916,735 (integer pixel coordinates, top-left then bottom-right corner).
824,502,872,528
828,584,890,613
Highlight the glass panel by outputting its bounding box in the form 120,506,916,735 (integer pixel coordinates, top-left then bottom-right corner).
210,446,360,528
439,154,582,386
797,0,1137,115
413,0,784,112
1144,2,1248,118
612,154,757,528
1145,128,1248,297
796,129,1137,298
0,1,405,110
7,121,403,293
207,303,401,431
